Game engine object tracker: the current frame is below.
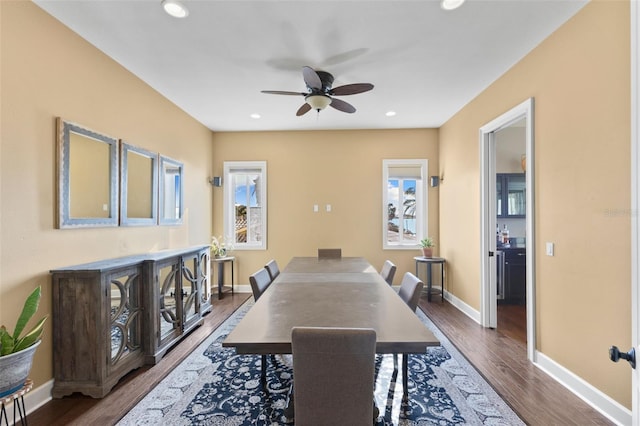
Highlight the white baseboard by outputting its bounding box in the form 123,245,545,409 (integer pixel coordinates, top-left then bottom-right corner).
443,290,481,324
235,284,251,293
535,351,631,426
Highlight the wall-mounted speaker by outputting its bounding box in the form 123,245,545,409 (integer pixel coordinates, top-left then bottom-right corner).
210,176,222,187
430,176,439,187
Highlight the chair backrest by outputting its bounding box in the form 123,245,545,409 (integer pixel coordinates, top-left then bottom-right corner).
318,248,342,259
398,272,424,312
249,267,272,301
380,260,397,286
264,259,280,281
292,327,376,425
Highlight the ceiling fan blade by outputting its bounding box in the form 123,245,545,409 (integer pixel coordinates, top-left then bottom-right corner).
330,83,374,96
302,66,322,90
296,103,312,116
261,90,305,96
330,98,356,114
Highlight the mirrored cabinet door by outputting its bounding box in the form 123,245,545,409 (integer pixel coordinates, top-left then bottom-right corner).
109,267,143,370
157,261,181,346
181,254,201,329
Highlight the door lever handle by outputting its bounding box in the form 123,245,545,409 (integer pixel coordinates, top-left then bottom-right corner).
609,345,636,369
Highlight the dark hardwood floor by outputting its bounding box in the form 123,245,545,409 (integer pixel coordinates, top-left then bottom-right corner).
27,293,251,426
420,298,613,425
28,293,613,425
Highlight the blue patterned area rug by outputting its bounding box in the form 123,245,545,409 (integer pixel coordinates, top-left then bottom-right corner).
117,300,524,425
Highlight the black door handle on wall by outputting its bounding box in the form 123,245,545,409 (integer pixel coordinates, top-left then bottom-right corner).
609,345,636,369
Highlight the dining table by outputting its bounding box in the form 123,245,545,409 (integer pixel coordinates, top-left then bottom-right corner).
222,256,440,417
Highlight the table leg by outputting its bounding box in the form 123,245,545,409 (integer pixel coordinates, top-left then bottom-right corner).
217,262,224,300
230,259,234,295
260,354,267,389
440,262,445,303
15,395,26,426
402,354,409,402
427,263,433,302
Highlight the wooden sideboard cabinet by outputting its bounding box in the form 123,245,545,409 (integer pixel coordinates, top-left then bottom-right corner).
50,245,210,398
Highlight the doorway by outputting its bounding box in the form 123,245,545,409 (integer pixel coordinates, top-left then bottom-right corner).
480,98,536,361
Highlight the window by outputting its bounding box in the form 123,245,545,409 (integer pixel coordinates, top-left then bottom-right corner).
382,159,428,249
224,161,267,250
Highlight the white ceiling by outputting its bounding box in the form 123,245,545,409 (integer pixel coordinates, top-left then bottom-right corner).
34,0,587,132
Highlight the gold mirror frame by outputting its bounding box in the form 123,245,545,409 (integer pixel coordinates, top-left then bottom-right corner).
56,118,119,228
120,142,159,226
159,155,183,225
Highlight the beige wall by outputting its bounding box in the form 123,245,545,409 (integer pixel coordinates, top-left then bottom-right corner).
439,1,631,407
211,129,439,284
0,2,214,389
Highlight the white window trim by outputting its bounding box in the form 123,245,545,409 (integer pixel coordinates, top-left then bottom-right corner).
382,159,428,250
223,161,267,250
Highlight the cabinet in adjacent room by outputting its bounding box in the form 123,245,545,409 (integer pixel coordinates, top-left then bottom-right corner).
497,173,526,218
50,245,210,398
503,248,526,305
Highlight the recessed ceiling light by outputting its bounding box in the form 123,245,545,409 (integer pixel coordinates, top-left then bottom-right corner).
162,0,189,18
385,111,397,117
441,0,465,11
250,113,261,119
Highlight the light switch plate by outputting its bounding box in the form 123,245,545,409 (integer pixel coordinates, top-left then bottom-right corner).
326,204,331,212
313,204,318,213
546,242,554,256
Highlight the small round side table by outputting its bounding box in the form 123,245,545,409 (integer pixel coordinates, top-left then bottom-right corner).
0,379,32,426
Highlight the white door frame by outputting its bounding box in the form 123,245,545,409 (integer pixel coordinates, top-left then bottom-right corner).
631,0,639,423
480,97,536,361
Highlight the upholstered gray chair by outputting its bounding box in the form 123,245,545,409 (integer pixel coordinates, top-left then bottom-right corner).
379,260,397,286
396,272,424,400
292,327,377,426
398,272,423,312
318,248,342,259
249,267,272,302
264,259,280,281
248,267,273,387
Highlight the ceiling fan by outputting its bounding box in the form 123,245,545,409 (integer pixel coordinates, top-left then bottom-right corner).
261,66,374,116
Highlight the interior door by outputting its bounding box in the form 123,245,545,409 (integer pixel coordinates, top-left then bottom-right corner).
479,97,535,360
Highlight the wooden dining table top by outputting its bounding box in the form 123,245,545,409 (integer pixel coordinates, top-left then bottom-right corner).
222,257,439,354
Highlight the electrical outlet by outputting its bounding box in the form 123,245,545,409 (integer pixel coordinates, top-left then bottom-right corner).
326,204,331,212
313,204,318,213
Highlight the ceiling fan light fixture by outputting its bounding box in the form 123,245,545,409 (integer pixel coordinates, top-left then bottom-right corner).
441,0,465,11
305,94,332,111
162,0,189,18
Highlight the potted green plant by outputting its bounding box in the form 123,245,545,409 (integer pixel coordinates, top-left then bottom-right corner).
0,286,47,397
420,237,435,258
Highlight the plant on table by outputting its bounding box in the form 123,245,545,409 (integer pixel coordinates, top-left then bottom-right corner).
0,286,47,356
0,285,47,397
420,237,435,258
211,235,234,258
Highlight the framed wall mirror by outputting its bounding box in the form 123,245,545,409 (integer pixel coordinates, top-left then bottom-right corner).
120,142,159,226
159,155,183,225
56,118,119,228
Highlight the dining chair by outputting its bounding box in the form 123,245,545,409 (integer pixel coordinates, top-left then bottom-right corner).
248,267,273,387
249,267,272,302
396,272,424,401
318,248,342,259
292,327,377,426
379,260,397,286
264,259,280,281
